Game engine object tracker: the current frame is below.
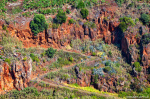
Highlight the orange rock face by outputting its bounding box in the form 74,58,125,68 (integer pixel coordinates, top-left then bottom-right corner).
3,9,119,49
0,58,32,94
0,62,14,93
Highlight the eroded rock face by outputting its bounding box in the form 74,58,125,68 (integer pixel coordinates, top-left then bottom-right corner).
0,58,32,93
0,62,14,93
0,9,119,49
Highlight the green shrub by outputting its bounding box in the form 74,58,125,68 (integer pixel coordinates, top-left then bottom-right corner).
40,9,51,15
30,14,48,36
116,63,120,67
108,51,112,57
55,10,67,24
80,8,89,19
69,19,75,24
30,53,39,62
118,77,124,82
103,66,111,72
126,2,135,9
94,74,99,84
90,22,96,28
4,58,11,64
2,24,7,30
43,59,46,63
0,56,3,59
101,0,105,3
142,33,150,44
69,56,73,62
66,9,71,14
22,12,32,17
60,74,69,80
22,87,39,96
52,23,59,29
105,61,110,66
41,51,46,57
42,67,46,71
135,18,139,24
133,62,142,72
11,6,22,14
46,47,56,58
84,21,96,28
140,14,150,25
77,1,85,9
115,0,124,6
23,57,27,61
119,17,135,32
92,52,96,56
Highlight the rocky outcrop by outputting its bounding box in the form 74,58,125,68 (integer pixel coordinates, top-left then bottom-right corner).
0,58,32,93
0,8,119,49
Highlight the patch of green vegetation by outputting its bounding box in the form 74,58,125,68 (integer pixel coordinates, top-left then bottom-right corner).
4,58,11,65
142,33,150,44
30,14,48,36
108,51,112,57
30,53,40,62
115,0,125,6
84,21,96,28
0,86,106,99
11,7,22,14
22,12,33,17
140,13,150,25
55,10,67,24
119,17,135,32
46,47,56,58
23,0,99,11
69,56,73,62
66,83,117,98
2,24,7,30
103,66,111,72
77,1,85,9
0,34,23,56
69,19,75,24
133,62,142,72
118,86,150,98
80,8,89,19
0,0,8,17
52,23,59,29
47,50,86,69
22,57,27,61
92,52,96,56
66,9,71,14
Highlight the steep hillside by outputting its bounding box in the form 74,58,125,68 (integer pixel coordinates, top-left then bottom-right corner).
0,0,150,98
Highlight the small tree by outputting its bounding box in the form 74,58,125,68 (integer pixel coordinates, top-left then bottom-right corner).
140,14,150,25
46,47,56,58
119,17,135,32
55,10,67,24
30,14,48,36
80,8,89,19
69,19,75,24
77,1,85,9
133,62,142,72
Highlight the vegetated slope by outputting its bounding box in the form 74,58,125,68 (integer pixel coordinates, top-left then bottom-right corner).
0,0,150,98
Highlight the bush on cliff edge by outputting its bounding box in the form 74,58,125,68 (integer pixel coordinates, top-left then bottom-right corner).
30,14,48,36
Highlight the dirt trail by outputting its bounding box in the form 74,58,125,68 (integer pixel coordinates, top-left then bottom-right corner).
34,78,121,99
32,57,97,80
30,50,121,99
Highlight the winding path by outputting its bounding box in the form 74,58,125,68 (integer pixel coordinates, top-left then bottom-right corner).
30,51,121,99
